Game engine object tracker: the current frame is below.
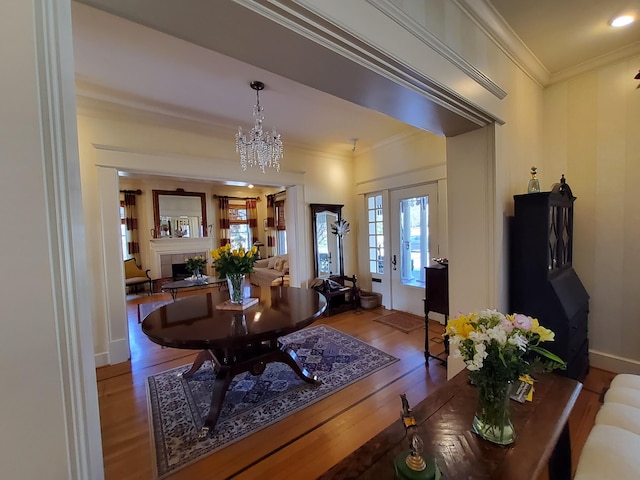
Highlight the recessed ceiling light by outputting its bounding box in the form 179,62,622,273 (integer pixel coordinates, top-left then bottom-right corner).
248,184,254,189
610,15,635,27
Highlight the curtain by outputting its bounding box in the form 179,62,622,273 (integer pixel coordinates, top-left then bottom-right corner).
218,196,230,247
266,194,276,257
246,198,259,245
124,192,140,264
275,200,286,230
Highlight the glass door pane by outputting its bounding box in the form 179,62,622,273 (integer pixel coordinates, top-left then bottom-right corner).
399,196,429,287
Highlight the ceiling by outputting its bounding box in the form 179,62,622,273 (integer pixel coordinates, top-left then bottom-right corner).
72,0,640,160
488,0,640,75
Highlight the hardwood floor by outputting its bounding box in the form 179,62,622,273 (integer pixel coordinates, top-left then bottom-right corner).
97,290,614,479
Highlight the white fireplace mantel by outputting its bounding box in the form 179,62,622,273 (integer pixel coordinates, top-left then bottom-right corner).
149,237,214,278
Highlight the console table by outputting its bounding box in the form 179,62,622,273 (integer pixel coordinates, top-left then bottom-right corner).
319,371,581,480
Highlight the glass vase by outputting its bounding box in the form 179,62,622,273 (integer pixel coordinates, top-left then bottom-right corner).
472,380,516,445
226,273,245,304
192,268,200,279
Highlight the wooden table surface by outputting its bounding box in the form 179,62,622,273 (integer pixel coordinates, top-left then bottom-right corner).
319,370,582,480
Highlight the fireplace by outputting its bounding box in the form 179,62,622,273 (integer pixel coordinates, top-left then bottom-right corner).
171,263,191,281
149,238,213,280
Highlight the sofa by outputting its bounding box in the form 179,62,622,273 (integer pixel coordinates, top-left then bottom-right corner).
574,374,640,480
248,254,289,287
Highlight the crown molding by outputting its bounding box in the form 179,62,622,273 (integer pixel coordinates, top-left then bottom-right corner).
455,0,640,87
365,0,507,100
235,0,498,128
76,87,354,160
549,41,640,85
454,0,549,88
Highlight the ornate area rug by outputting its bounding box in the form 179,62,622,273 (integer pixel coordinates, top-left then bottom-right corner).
146,325,398,478
374,311,425,333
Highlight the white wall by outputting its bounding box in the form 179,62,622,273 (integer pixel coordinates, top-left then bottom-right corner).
543,54,640,372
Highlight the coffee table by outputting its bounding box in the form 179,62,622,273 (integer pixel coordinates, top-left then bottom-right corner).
319,370,581,480
161,276,226,300
142,286,327,439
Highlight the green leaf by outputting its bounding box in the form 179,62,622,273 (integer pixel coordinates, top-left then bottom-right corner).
529,345,566,366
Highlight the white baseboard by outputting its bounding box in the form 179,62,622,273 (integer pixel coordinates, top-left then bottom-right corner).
94,352,109,368
108,338,130,365
590,349,640,375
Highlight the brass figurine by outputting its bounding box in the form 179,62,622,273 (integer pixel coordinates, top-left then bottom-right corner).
394,394,441,480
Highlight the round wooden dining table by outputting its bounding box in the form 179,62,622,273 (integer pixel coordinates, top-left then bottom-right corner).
142,285,327,439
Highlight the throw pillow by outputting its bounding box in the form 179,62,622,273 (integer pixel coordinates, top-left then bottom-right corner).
282,261,289,274
274,258,285,272
267,256,278,269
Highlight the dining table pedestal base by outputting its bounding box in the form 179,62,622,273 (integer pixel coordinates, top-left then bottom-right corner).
180,338,320,440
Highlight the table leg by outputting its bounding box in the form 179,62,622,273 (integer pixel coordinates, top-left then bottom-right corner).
278,345,319,384
199,367,234,440
186,345,319,440
180,350,215,378
424,308,447,366
548,422,572,480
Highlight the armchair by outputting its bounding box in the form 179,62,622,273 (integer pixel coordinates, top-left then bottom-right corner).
124,258,152,294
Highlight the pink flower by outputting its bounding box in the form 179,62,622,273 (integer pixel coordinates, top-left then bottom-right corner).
499,317,514,333
512,314,533,331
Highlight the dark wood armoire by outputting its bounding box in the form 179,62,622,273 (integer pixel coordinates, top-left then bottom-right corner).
509,176,590,381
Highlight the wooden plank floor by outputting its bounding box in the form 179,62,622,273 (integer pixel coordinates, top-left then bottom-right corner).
97,290,614,479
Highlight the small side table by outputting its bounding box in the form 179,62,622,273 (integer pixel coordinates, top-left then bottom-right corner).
424,264,448,365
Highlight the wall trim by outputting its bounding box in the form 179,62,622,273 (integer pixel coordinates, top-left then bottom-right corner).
77,94,354,161
454,0,548,88
366,0,507,100
35,0,104,478
237,0,500,128
355,164,446,195
108,339,130,365
94,353,109,368
456,0,640,87
590,349,640,375
93,144,307,186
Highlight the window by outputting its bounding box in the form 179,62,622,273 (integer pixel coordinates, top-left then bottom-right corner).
120,201,129,260
228,203,251,250
367,194,384,274
275,200,287,254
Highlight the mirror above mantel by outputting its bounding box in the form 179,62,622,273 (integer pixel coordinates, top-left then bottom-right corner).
152,189,207,238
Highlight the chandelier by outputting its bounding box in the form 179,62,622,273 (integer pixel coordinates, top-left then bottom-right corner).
235,81,283,173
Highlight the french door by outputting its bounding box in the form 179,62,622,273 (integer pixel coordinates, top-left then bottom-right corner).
389,183,439,315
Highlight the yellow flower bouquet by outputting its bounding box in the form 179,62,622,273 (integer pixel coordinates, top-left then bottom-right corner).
210,244,259,304
446,309,565,444
210,244,258,279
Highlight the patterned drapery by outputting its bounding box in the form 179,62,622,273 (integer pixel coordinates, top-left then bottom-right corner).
246,199,259,245
266,194,276,257
218,196,230,247
124,192,140,264
275,200,286,230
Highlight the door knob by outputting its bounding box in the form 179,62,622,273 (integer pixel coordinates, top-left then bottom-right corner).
392,254,397,270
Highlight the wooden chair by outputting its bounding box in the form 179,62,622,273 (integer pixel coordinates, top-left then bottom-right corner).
124,258,152,294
